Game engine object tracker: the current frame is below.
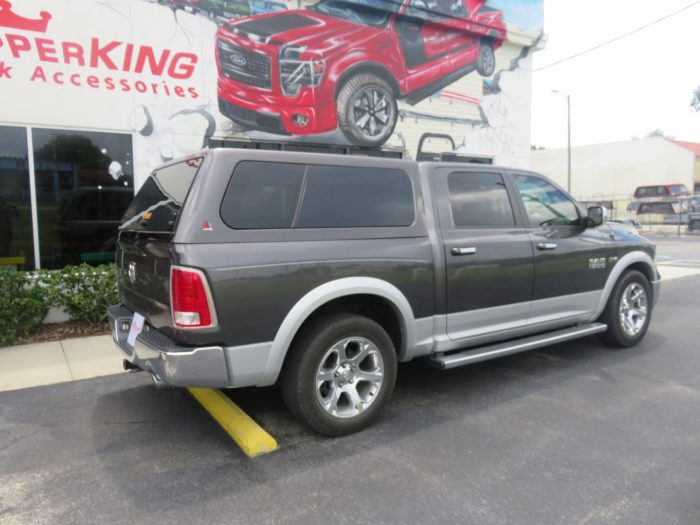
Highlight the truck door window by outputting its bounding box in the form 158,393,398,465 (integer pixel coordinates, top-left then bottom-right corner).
447,171,515,227
513,174,580,227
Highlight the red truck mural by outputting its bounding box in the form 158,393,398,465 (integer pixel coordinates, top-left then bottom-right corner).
216,0,506,147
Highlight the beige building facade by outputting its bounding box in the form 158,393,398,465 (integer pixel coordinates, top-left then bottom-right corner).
531,138,698,201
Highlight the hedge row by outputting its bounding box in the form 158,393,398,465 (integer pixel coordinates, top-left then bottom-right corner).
0,263,119,345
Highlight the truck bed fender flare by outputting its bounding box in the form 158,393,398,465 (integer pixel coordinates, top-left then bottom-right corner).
592,251,658,319
260,277,416,386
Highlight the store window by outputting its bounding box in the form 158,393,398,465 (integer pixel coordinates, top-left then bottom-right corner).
32,129,134,269
0,126,34,270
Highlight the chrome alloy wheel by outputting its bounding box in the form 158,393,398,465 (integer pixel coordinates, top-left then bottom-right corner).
619,282,648,337
315,337,385,419
350,87,394,141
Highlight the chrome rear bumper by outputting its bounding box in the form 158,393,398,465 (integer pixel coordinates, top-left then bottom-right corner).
108,305,230,388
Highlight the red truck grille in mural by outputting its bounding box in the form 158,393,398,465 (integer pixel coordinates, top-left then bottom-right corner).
216,0,505,147
217,40,272,89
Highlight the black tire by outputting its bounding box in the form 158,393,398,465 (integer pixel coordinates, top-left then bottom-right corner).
281,313,397,436
476,40,496,77
598,270,653,348
336,72,398,147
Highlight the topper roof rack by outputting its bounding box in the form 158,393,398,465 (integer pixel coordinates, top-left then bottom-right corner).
207,138,405,159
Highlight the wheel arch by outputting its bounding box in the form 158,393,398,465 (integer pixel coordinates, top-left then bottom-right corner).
333,62,402,100
259,277,416,386
593,251,659,319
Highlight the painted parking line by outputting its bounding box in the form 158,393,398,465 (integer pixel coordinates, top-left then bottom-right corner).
188,388,278,457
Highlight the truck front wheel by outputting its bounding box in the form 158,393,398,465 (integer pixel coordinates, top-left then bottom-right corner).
281,313,397,436
337,73,398,147
598,270,652,348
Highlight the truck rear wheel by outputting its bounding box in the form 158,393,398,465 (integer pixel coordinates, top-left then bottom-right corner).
281,313,397,436
336,73,398,147
476,40,496,77
598,270,652,348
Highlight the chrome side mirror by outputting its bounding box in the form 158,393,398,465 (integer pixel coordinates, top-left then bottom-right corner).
586,206,607,228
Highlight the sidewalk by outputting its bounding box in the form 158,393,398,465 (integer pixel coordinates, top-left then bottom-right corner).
2,263,700,394
0,335,124,393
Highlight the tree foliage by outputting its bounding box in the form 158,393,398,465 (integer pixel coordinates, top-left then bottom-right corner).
691,86,700,112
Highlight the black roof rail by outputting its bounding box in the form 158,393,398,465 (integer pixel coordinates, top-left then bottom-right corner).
207,138,405,159
415,132,494,164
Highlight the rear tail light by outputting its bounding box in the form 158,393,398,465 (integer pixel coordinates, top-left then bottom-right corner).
170,266,217,329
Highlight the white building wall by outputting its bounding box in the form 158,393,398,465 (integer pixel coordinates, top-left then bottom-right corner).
0,0,543,189
531,138,696,199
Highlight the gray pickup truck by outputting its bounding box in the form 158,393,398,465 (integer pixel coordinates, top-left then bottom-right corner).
109,149,660,435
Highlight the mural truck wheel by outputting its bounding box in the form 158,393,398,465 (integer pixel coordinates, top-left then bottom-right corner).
476,40,496,77
337,73,398,148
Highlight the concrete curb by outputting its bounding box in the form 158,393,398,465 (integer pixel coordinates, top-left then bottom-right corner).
0,334,124,393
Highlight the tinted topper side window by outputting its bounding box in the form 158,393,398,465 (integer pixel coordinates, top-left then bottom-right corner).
220,161,305,229
296,165,414,228
220,161,415,230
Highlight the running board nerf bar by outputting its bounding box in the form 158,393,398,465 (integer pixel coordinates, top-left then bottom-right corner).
428,323,608,370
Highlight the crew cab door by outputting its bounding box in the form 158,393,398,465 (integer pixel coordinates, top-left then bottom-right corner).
510,172,611,328
434,169,534,343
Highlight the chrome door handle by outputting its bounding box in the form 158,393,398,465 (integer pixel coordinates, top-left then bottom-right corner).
451,247,477,256
536,242,558,251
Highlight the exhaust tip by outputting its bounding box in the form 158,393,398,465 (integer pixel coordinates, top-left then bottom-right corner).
151,373,169,390
123,359,143,373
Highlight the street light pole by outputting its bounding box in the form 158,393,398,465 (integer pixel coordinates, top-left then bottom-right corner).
566,93,571,193
552,90,572,193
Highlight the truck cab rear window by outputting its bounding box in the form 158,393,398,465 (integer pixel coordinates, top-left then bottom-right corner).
121,157,202,233
220,161,414,229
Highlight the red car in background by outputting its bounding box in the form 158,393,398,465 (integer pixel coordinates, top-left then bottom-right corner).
216,0,505,146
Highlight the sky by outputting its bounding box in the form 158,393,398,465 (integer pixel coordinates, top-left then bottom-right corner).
531,0,700,149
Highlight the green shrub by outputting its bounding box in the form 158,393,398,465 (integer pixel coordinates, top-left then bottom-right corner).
42,263,119,325
0,269,49,345
0,263,119,345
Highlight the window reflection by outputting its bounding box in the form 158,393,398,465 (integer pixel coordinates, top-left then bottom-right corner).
32,129,134,269
0,126,34,270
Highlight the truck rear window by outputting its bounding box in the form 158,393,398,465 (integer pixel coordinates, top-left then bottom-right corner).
120,157,203,233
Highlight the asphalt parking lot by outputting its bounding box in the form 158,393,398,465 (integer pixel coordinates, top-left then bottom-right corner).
2,259,700,524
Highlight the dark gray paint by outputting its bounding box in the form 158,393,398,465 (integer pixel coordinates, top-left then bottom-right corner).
115,149,657,350
432,168,534,313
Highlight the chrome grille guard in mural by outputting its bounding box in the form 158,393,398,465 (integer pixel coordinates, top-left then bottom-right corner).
279,45,326,97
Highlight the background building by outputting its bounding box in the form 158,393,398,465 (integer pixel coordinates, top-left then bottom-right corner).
531,138,699,200
0,0,543,270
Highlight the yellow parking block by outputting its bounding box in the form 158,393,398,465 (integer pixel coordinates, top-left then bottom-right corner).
188,388,278,457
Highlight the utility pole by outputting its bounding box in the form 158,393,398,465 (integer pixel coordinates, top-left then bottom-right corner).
552,90,572,193
566,93,571,193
